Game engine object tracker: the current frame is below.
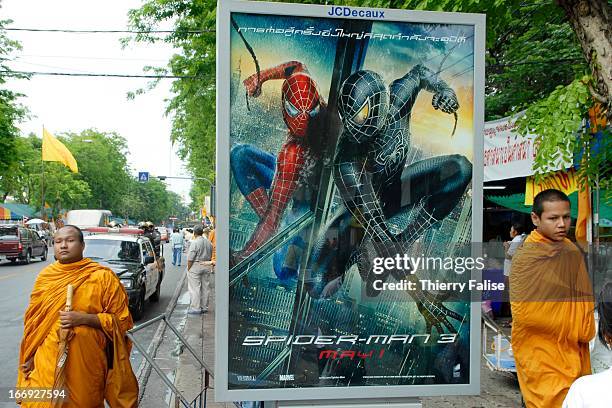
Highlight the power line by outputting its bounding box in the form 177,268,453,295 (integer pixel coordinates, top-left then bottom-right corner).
0,70,203,79
0,56,584,81
18,54,169,62
2,27,213,34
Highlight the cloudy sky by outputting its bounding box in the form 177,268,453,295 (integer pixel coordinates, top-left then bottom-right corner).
2,0,193,201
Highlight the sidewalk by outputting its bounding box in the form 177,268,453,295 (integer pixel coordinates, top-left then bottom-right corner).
172,288,233,408
172,285,522,407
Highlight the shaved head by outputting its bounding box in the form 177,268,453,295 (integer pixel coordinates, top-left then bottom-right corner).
54,225,85,264
58,225,84,243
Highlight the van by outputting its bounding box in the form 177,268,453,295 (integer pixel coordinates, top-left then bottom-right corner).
65,210,112,229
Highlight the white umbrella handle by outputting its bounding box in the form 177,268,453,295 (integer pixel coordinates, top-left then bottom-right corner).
65,285,73,312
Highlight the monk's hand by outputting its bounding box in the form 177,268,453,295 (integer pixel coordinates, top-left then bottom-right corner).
59,310,88,329
20,358,34,377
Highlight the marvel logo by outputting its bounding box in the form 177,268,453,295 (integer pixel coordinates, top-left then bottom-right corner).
279,374,294,381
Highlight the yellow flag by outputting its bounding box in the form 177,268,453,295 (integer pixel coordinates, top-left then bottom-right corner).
42,128,78,173
575,183,590,246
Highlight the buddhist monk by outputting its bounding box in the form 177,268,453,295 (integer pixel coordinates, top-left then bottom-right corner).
17,225,138,407
510,189,595,408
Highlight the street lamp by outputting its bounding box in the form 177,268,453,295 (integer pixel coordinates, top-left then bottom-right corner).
156,175,216,216
156,175,214,185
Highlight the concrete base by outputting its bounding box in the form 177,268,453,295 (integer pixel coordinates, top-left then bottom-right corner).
265,399,421,408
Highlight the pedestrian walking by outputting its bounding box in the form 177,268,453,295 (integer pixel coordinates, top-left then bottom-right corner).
510,189,595,408
186,225,213,315
17,225,138,407
170,227,184,266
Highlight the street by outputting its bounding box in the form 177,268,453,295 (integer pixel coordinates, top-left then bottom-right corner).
0,243,183,406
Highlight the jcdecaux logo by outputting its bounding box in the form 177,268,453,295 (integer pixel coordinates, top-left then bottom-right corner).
328,6,386,19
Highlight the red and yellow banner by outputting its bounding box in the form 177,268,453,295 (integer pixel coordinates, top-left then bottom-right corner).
525,168,578,205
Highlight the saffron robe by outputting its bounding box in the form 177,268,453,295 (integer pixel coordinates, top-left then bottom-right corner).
17,258,138,407
209,229,216,263
510,230,595,408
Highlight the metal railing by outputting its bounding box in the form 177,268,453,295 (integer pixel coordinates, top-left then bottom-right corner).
127,314,213,408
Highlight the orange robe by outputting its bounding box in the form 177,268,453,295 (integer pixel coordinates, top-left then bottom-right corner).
209,229,216,263
17,258,138,407
510,230,595,408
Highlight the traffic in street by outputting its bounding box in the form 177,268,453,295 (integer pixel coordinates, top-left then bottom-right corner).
0,240,185,407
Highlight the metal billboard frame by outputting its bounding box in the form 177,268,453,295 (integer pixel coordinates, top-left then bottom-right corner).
216,0,485,402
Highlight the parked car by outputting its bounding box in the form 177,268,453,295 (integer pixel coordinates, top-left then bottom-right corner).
0,225,48,264
156,227,169,243
84,229,164,320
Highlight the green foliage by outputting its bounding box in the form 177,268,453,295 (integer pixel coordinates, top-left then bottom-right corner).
120,180,190,223
126,0,216,209
41,162,92,214
126,0,603,195
1,129,188,223
62,129,132,213
0,19,28,186
1,134,40,203
516,77,609,191
1,134,91,215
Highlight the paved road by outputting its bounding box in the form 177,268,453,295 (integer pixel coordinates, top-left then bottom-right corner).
0,253,51,391
0,242,183,405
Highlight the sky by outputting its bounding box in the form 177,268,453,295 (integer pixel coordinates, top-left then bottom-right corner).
2,0,193,202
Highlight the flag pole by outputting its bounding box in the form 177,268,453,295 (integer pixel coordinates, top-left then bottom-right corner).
41,126,46,221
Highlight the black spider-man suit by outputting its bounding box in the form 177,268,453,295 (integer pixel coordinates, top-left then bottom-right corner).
305,65,472,333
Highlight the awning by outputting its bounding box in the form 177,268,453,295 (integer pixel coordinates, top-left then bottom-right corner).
0,203,37,220
0,206,17,220
486,191,612,227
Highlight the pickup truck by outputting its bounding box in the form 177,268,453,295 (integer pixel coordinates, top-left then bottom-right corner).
0,225,48,264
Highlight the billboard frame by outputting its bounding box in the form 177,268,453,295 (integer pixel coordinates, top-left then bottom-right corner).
216,0,485,402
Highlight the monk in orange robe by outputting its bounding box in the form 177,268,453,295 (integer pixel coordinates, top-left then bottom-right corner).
17,225,138,407
510,189,595,408
207,227,216,266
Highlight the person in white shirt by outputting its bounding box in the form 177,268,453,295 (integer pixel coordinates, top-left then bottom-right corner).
503,222,527,277
502,221,527,326
563,281,612,408
170,227,184,266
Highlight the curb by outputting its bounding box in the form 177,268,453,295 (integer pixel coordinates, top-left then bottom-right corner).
136,271,187,402
171,303,205,406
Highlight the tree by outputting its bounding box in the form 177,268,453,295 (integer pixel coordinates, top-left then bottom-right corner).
1,134,39,203
127,0,609,194
62,129,132,213
126,0,217,209
0,18,28,191
168,191,190,221
1,135,91,214
556,0,611,120
39,162,92,217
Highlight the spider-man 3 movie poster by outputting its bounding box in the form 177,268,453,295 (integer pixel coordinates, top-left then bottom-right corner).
216,1,485,401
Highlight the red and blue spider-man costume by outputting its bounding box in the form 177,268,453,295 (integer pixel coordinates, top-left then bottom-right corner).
231,61,326,273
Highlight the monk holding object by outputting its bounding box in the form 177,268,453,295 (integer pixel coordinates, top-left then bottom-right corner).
17,225,138,407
